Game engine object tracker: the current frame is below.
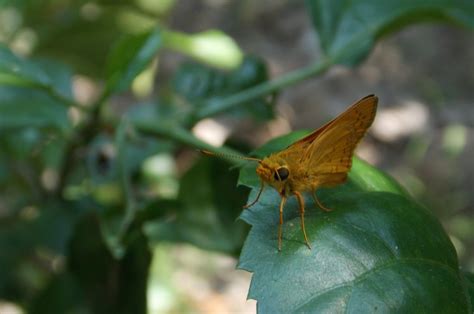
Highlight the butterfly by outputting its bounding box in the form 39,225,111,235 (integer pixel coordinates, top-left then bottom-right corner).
203,94,378,251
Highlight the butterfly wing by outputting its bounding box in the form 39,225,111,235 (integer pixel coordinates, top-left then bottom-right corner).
277,95,377,163
276,100,350,162
302,95,378,187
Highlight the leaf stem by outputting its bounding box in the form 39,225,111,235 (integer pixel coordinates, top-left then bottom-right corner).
134,121,245,165
41,84,90,112
194,57,334,120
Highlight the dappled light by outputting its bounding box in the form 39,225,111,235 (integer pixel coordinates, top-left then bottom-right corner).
371,100,429,142
0,1,473,313
192,118,231,146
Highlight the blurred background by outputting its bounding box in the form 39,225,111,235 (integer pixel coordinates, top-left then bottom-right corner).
0,0,473,313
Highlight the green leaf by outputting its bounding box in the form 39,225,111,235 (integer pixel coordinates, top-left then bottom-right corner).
0,202,84,297
0,47,76,133
0,46,75,130
25,2,158,77
306,0,474,65
172,55,274,121
127,100,191,130
349,158,409,196
163,29,244,69
68,213,151,314
106,27,162,93
465,272,474,308
144,157,249,254
83,125,174,258
0,44,49,87
91,120,136,259
0,87,71,131
237,131,470,312
0,44,74,102
28,272,86,314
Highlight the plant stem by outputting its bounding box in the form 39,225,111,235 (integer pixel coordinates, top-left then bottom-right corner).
194,57,334,120
135,59,336,164
134,121,245,166
54,56,334,196
42,84,90,112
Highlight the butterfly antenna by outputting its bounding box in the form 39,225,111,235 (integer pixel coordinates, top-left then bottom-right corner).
199,149,261,162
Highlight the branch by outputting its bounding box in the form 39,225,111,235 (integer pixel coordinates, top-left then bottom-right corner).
134,121,245,165
194,57,333,120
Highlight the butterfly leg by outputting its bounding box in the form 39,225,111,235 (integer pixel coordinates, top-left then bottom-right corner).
243,181,264,209
278,196,287,251
312,189,333,212
294,191,311,250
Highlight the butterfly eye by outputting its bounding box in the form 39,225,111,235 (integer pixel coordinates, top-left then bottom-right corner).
274,167,289,181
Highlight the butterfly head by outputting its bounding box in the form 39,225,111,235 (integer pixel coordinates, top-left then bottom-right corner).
199,149,291,195
256,156,290,195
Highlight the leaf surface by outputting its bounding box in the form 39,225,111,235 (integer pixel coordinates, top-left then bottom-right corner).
0,45,74,130
173,56,274,121
306,0,474,65
106,28,162,93
144,158,249,254
238,131,470,312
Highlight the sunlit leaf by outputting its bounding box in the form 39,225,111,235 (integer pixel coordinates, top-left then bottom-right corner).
163,29,244,69
238,131,470,312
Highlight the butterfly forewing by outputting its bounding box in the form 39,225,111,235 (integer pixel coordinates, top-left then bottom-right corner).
279,95,377,164
305,95,378,186
275,95,377,189
245,94,378,251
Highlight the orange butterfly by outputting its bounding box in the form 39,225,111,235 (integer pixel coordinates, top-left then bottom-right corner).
203,95,378,251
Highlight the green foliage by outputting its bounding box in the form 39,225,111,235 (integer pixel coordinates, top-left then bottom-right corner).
144,158,249,255
0,202,83,299
172,56,273,122
163,29,244,69
106,27,162,94
238,132,471,312
0,0,473,312
466,272,474,305
0,44,74,130
306,0,474,65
